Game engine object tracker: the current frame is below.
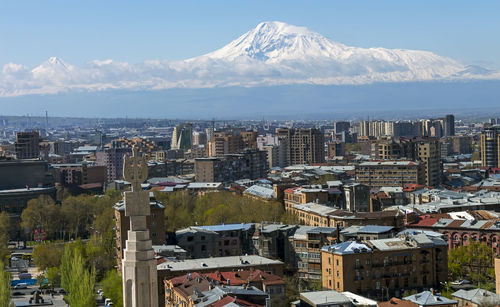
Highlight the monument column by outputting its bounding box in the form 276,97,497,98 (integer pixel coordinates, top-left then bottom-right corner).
121,146,158,307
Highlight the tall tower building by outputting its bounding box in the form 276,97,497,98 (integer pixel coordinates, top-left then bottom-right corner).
121,147,158,307
443,114,455,136
15,131,40,159
276,128,324,165
171,123,193,150
481,126,500,168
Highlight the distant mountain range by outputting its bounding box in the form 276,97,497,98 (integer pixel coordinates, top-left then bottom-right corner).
0,21,498,98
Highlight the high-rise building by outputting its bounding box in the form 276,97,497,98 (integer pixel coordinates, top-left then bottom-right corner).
400,138,441,187
15,131,40,159
192,131,207,146
334,122,350,134
276,128,325,165
443,114,455,137
171,123,193,150
480,126,500,168
101,145,132,182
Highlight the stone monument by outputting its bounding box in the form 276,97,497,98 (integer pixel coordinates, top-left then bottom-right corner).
122,146,158,307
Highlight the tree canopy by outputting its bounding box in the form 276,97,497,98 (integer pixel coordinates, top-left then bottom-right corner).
154,190,288,231
448,241,495,287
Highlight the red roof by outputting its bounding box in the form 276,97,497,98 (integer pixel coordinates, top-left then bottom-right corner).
208,296,263,307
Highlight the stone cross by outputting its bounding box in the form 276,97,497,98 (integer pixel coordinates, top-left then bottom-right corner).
123,146,148,192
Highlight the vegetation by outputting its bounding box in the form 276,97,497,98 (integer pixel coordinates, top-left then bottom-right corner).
60,243,96,307
32,243,64,271
100,270,123,307
155,190,288,231
0,261,11,307
448,241,495,288
20,190,121,241
0,212,10,260
284,274,322,305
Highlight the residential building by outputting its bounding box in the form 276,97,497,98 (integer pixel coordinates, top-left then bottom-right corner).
356,161,423,188
194,150,268,182
295,290,377,307
99,145,132,182
193,223,256,257
289,226,338,280
164,270,285,307
276,128,325,165
452,289,500,307
175,227,220,259
252,223,297,261
171,123,193,150
481,126,500,168
284,187,330,211
404,291,457,307
15,131,40,159
157,255,284,305
343,183,370,212
321,234,448,299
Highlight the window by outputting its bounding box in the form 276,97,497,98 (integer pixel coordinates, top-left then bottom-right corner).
336,271,339,277
201,236,206,241
201,245,206,251
336,259,339,266
187,236,194,242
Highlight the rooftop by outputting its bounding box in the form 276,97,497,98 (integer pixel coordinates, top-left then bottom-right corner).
157,255,283,272
404,291,457,306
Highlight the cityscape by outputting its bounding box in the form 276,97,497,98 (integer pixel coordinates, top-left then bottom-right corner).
1,1,500,307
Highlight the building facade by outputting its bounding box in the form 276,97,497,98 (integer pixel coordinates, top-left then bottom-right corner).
321,234,448,299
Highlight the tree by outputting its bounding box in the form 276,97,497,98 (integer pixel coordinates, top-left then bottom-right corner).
101,270,123,307
32,243,64,271
448,241,494,286
0,212,10,260
20,195,59,240
46,267,61,288
60,243,96,307
0,261,11,307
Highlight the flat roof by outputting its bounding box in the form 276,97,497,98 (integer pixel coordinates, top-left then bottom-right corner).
157,255,282,271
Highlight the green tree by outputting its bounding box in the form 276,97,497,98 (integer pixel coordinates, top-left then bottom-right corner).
46,267,61,288
21,195,59,240
0,212,11,260
0,261,11,307
448,241,494,286
60,243,96,307
32,243,64,271
101,270,123,307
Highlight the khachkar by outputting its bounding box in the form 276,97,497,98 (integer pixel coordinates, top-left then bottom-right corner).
122,146,158,307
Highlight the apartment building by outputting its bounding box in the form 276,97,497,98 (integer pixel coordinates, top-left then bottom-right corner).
289,226,338,280
276,128,325,165
481,126,500,168
284,187,330,211
321,234,448,299
356,161,423,188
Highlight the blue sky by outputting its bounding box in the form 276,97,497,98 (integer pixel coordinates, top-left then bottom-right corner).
1,0,499,69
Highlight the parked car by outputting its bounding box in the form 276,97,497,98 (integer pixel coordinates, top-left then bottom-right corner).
13,283,28,289
451,279,471,286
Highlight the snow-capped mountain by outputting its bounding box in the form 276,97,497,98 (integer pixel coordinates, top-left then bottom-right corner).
0,21,498,97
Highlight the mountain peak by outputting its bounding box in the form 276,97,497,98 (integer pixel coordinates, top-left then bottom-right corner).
201,21,345,62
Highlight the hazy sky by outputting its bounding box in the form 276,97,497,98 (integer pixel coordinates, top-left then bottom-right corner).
1,0,499,69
